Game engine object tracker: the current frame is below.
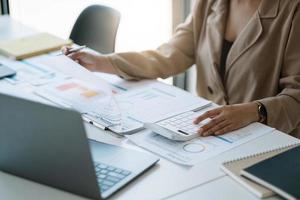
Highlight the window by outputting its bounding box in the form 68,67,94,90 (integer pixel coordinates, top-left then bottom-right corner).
9,0,174,84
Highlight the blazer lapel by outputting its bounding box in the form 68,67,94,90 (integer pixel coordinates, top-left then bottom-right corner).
225,0,280,76
206,0,228,92
204,0,280,97
225,12,263,74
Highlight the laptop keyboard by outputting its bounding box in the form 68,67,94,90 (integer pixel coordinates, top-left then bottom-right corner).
94,162,132,193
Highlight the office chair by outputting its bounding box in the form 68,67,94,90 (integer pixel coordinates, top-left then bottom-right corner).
70,5,121,54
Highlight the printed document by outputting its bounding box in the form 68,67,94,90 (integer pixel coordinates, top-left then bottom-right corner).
35,78,111,113
95,72,156,92
35,79,211,134
127,123,274,166
114,82,212,123
0,57,65,86
26,54,114,94
35,78,143,134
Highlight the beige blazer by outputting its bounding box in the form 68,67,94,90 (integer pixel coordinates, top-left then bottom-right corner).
107,0,300,138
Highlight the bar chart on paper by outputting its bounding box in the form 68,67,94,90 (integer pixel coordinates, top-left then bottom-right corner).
35,78,111,112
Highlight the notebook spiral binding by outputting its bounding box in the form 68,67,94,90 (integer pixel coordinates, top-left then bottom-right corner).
223,142,300,165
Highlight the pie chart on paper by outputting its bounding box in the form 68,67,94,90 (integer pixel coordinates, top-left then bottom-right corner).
183,143,205,153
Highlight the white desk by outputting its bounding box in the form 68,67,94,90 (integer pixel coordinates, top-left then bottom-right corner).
0,15,298,200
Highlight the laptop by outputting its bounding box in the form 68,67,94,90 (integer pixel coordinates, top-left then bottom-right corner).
0,93,159,199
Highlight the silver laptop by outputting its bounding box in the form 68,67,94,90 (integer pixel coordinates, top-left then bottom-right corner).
0,93,159,199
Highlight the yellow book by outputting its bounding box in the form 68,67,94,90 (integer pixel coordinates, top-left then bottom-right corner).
0,33,73,60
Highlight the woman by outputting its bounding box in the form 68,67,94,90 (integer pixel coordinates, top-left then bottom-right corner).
64,0,300,138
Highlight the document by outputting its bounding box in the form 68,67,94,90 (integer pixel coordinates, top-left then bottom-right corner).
114,82,212,123
95,72,156,92
35,78,111,113
127,123,275,166
26,54,115,94
0,57,65,86
35,78,211,134
35,78,143,134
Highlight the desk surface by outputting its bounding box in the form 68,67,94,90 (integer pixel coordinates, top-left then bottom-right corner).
0,16,298,200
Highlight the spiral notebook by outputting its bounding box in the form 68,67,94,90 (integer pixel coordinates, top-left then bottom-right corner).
221,143,300,198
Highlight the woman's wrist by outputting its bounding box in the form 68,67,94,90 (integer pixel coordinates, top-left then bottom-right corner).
254,101,268,123
94,55,117,74
247,102,260,123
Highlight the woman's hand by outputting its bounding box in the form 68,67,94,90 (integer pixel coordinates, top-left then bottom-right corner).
61,46,117,74
194,103,259,136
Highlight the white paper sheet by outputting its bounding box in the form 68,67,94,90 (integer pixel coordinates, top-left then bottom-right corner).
26,54,114,94
0,57,65,86
35,78,111,112
127,123,274,166
94,72,156,92
35,78,144,134
114,82,212,123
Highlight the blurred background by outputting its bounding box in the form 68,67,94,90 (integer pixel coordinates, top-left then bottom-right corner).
1,0,196,92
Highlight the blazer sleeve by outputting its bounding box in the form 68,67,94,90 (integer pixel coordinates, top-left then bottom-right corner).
106,13,196,80
259,6,300,135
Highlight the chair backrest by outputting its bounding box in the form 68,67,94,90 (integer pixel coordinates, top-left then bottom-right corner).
70,5,120,54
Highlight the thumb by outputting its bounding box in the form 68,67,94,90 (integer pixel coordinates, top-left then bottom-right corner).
68,52,85,61
61,46,72,55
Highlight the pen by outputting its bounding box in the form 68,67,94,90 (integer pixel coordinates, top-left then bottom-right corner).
57,45,86,56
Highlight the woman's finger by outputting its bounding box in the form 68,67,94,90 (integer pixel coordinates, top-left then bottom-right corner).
214,124,235,135
194,108,222,124
61,46,72,55
198,116,225,135
205,120,231,136
68,51,85,61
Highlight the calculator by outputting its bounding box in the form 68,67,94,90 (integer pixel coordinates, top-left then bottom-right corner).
144,111,210,141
